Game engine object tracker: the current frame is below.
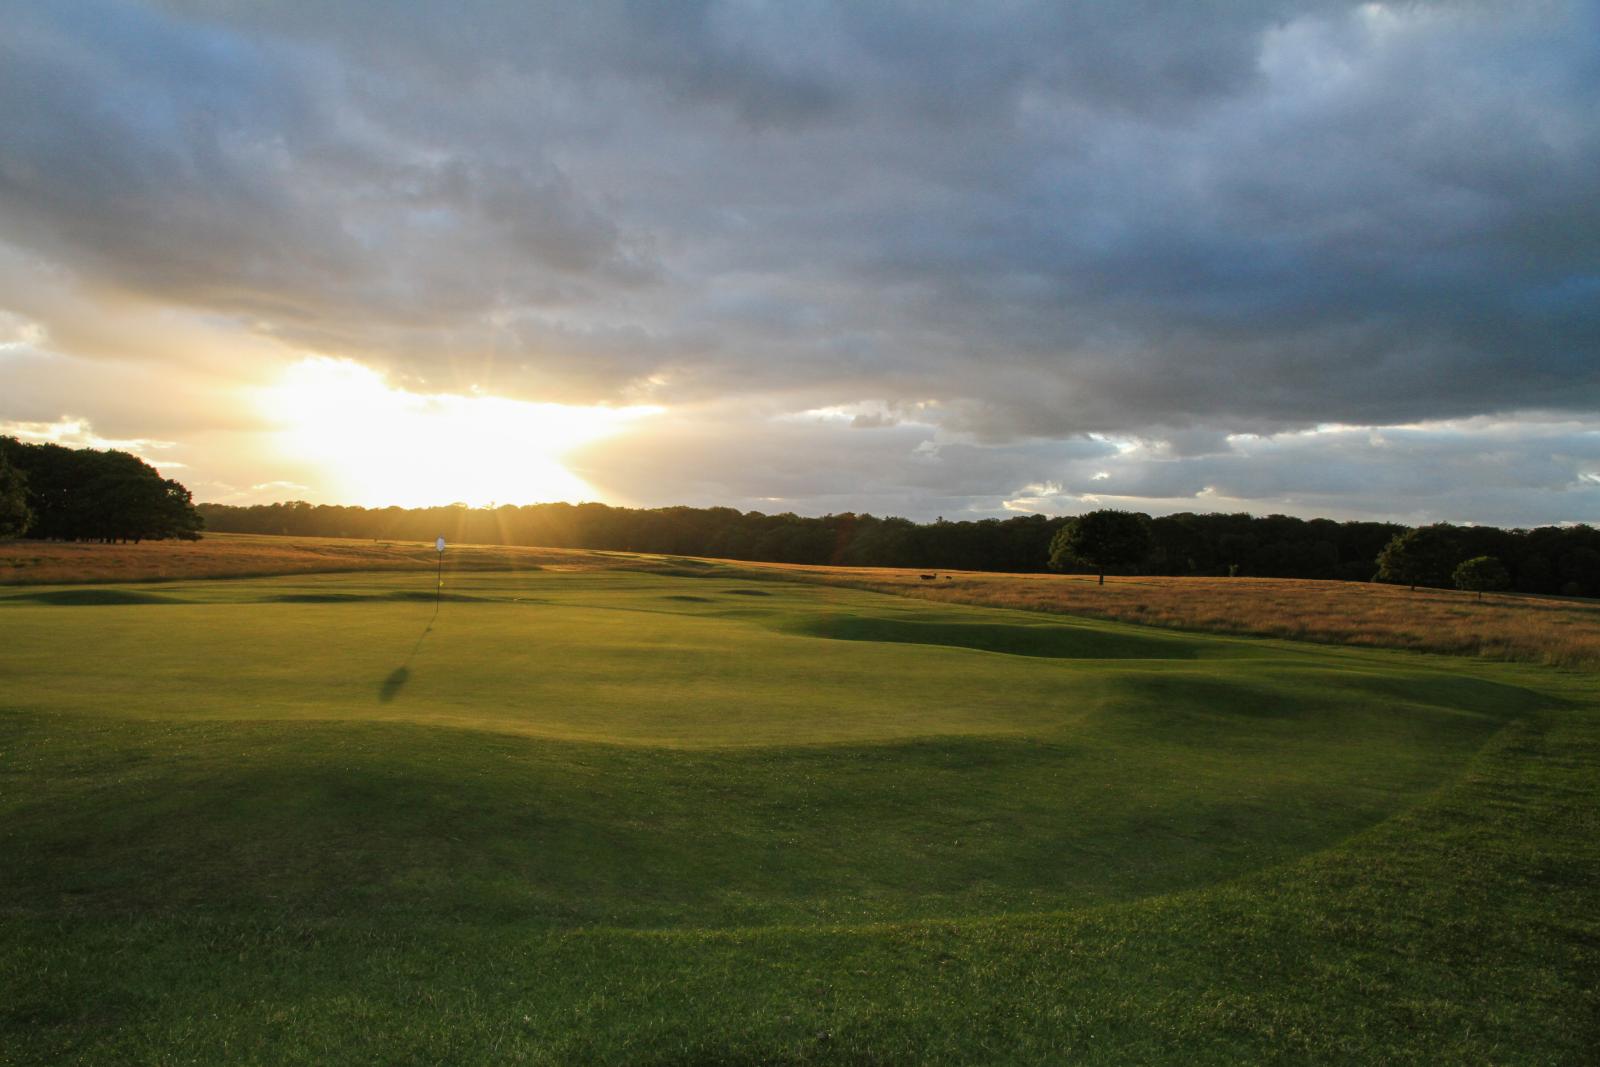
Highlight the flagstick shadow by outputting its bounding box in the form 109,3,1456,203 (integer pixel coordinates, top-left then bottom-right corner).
378,665,411,703
379,597,443,704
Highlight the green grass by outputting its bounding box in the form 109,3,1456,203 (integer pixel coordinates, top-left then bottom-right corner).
2,567,1596,1063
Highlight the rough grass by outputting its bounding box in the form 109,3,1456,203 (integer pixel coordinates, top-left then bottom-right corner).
2,568,1597,1062
747,563,1600,671
0,533,625,585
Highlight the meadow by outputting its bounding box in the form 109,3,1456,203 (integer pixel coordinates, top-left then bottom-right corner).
1,544,1597,1063
748,563,1600,671
0,533,596,585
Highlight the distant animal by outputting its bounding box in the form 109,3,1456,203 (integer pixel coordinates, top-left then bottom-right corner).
920,574,937,580
945,575,953,580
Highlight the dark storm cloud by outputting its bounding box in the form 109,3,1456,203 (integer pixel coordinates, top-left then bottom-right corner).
0,0,650,395
2,0,1598,519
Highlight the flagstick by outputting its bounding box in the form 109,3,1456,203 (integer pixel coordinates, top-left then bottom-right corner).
434,536,446,608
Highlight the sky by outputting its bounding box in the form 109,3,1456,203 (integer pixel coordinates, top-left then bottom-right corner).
1,0,1598,526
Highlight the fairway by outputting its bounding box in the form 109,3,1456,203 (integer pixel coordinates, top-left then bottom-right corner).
3,566,1597,1063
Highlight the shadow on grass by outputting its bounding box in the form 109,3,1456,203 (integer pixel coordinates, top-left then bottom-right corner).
269,591,487,604
3,589,184,606
378,666,411,704
379,598,443,703
783,614,1205,660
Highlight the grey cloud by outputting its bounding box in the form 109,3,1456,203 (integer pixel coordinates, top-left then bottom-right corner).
1059,420,1600,525
0,1,649,382
164,1,1330,126
574,411,1600,526
572,406,1116,515
3,0,1600,523
7,2,1596,424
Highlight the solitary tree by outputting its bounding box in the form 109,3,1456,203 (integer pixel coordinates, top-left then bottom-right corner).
1376,524,1462,591
1049,509,1154,585
1453,556,1510,601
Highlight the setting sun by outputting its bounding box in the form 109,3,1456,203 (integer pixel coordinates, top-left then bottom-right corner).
258,358,656,507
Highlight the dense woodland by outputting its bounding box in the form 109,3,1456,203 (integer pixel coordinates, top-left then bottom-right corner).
195,499,1600,597
0,437,204,542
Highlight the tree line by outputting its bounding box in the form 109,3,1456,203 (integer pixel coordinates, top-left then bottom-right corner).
191,500,1378,577
196,499,1600,597
1368,521,1600,597
1046,508,1600,598
5,450,1593,598
0,436,204,542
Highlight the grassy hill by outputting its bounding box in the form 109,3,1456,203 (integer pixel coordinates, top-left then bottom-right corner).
1,555,1597,1062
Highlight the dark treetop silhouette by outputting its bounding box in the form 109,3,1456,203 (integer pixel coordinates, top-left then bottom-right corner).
0,437,203,543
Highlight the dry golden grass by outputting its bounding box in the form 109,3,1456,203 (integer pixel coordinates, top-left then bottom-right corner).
0,533,629,585
7,533,1600,669
741,562,1600,671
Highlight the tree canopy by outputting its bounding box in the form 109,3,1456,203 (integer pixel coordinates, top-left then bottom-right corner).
0,437,203,542
1377,525,1462,591
1048,509,1155,584
1453,556,1511,600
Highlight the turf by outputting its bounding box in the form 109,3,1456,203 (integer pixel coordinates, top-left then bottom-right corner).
2,568,1596,1063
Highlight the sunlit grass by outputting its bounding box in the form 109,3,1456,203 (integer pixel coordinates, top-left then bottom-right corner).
2,564,1596,1062
0,532,619,585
